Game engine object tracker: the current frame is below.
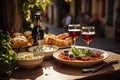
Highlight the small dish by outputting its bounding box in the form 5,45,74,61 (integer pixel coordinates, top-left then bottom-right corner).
28,45,59,59
16,52,44,69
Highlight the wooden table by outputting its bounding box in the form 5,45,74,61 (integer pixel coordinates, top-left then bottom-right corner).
12,50,120,80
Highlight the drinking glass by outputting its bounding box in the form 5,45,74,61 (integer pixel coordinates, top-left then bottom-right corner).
68,24,81,47
81,26,95,47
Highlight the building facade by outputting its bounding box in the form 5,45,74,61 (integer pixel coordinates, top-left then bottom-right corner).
48,0,120,41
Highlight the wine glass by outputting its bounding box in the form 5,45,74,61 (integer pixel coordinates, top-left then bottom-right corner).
81,26,95,47
68,24,81,47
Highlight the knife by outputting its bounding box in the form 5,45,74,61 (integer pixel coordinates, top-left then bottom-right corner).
82,60,119,72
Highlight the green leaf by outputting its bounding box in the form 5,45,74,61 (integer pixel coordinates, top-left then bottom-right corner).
72,47,80,56
85,50,90,56
0,33,17,78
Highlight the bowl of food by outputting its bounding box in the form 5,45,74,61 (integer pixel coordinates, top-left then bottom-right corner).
16,52,44,69
28,45,59,59
53,46,109,67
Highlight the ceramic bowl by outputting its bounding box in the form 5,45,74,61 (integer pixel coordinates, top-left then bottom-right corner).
16,52,44,69
28,45,59,59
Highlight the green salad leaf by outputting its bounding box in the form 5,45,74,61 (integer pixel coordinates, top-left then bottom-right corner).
0,32,17,79
71,47,90,57
72,46,80,56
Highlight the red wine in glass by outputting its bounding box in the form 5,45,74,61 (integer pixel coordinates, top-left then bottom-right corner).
82,32,95,43
69,29,81,38
81,26,95,47
68,24,81,47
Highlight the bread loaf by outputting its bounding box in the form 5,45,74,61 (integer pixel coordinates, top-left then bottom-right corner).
11,36,28,48
43,33,72,47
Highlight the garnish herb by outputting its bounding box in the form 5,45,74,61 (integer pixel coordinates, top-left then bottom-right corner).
0,32,16,79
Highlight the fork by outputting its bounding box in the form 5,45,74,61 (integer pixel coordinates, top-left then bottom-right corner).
82,60,119,72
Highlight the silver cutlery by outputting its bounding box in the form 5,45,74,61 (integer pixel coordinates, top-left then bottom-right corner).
82,60,119,72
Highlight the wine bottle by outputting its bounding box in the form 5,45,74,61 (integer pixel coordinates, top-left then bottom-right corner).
32,15,44,45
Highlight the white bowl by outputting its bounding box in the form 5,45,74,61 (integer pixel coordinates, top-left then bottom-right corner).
53,46,109,67
16,52,44,69
28,45,59,59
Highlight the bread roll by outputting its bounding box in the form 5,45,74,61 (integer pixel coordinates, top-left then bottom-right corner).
57,33,69,39
54,39,68,47
65,37,72,45
43,33,72,47
24,31,32,37
11,36,28,48
27,35,34,45
44,37,55,45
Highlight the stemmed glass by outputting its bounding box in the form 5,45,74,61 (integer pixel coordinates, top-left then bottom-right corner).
81,26,95,47
68,24,81,47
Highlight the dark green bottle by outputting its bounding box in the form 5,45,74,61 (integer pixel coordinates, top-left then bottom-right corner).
32,14,44,45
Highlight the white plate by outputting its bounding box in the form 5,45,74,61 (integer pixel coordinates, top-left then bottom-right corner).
53,46,109,67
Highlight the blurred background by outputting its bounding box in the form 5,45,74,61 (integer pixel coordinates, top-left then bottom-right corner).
0,0,120,53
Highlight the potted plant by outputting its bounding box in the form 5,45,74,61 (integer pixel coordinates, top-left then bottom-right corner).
0,31,17,79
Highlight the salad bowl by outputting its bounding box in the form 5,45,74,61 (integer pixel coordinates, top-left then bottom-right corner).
28,45,59,59
16,52,44,69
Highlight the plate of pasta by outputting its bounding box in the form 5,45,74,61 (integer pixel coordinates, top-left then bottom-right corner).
53,46,109,67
